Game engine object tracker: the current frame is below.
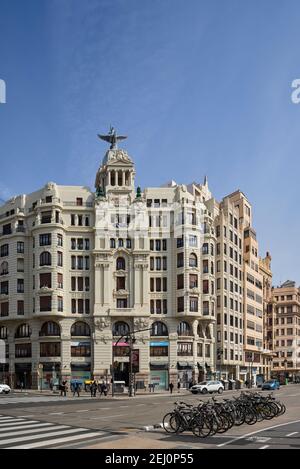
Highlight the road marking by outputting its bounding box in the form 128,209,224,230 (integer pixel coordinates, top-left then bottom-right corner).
9,431,103,449
0,420,37,428
0,423,55,432
17,415,35,418
76,410,90,413
2,425,69,438
217,419,300,447
120,405,129,408
259,445,269,449
0,427,88,445
246,436,270,443
90,413,126,420
98,407,110,410
286,432,298,437
137,404,145,406
49,412,64,415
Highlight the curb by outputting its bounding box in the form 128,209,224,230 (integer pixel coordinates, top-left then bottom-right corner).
142,423,166,431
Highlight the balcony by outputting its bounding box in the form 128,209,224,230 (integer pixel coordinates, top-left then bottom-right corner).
63,201,93,208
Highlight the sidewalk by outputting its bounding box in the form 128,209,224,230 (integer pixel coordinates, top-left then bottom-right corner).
10,388,191,398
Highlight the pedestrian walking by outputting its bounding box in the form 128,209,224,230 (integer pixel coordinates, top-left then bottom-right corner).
169,382,174,394
73,382,80,397
177,379,181,393
60,380,67,397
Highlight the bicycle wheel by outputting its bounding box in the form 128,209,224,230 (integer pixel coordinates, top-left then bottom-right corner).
162,413,179,433
192,415,212,438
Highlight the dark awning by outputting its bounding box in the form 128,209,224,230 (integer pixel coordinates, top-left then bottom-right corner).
177,362,193,369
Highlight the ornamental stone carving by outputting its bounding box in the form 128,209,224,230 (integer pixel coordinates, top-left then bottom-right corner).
94,317,111,331
134,317,149,330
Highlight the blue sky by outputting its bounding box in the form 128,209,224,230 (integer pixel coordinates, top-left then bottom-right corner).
0,0,300,285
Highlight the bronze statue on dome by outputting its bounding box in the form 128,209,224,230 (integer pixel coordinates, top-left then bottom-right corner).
98,126,127,149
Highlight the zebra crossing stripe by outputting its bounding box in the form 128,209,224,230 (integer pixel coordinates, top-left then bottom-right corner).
0,423,55,432
0,427,91,446
1,424,69,438
0,420,37,428
8,432,104,449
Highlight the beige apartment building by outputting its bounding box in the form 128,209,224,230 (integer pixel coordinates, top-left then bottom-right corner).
270,281,300,382
0,132,272,389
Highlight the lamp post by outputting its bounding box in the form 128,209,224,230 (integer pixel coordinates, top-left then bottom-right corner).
112,326,151,398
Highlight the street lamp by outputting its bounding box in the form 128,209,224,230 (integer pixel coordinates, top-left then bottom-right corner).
112,326,151,398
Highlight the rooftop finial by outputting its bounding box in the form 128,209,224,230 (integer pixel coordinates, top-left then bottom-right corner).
98,126,127,149
204,175,208,186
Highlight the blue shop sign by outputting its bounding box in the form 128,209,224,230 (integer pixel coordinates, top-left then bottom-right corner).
150,341,169,347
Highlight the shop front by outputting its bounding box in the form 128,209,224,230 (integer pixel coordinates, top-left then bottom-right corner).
149,363,168,390
177,362,193,388
40,362,61,390
70,363,91,384
15,363,32,389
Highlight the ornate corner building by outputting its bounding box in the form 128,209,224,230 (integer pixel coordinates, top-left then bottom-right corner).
0,130,272,389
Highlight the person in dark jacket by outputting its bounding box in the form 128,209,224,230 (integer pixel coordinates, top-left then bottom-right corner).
169,382,174,394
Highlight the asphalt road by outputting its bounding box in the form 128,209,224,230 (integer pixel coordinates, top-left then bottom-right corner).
0,385,300,448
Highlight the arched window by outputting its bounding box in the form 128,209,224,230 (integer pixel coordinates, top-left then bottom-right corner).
116,257,125,270
110,238,116,248
40,251,52,266
40,321,60,337
71,321,90,336
113,321,130,336
189,253,197,268
177,321,191,336
0,261,8,275
151,321,168,336
0,326,8,339
15,324,31,338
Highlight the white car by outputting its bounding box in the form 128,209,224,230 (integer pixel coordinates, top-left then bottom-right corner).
0,384,11,394
190,380,224,394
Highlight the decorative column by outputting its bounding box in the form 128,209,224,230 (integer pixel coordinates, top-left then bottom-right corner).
122,170,126,186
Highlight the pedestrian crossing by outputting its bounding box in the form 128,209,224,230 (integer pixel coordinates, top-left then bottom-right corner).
0,415,106,448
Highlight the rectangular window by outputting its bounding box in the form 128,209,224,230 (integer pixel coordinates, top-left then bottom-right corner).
177,274,184,290
57,296,63,312
57,251,63,267
177,296,184,312
17,279,24,293
0,281,9,295
85,299,90,314
150,346,168,357
189,274,198,288
78,299,84,314
17,300,24,315
203,280,209,294
39,234,51,246
177,342,193,356
71,343,91,357
41,211,52,224
57,234,63,247
177,252,184,268
40,342,61,357
163,299,167,314
0,244,9,257
40,273,51,288
57,273,63,289
117,298,128,308
72,298,76,313
190,297,198,312
40,296,52,312
78,277,84,291
78,215,83,226
15,343,31,358
85,256,90,270
163,277,167,291
17,241,24,253
116,276,125,291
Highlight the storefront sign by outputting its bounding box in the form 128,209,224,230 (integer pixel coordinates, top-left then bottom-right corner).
150,341,169,346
